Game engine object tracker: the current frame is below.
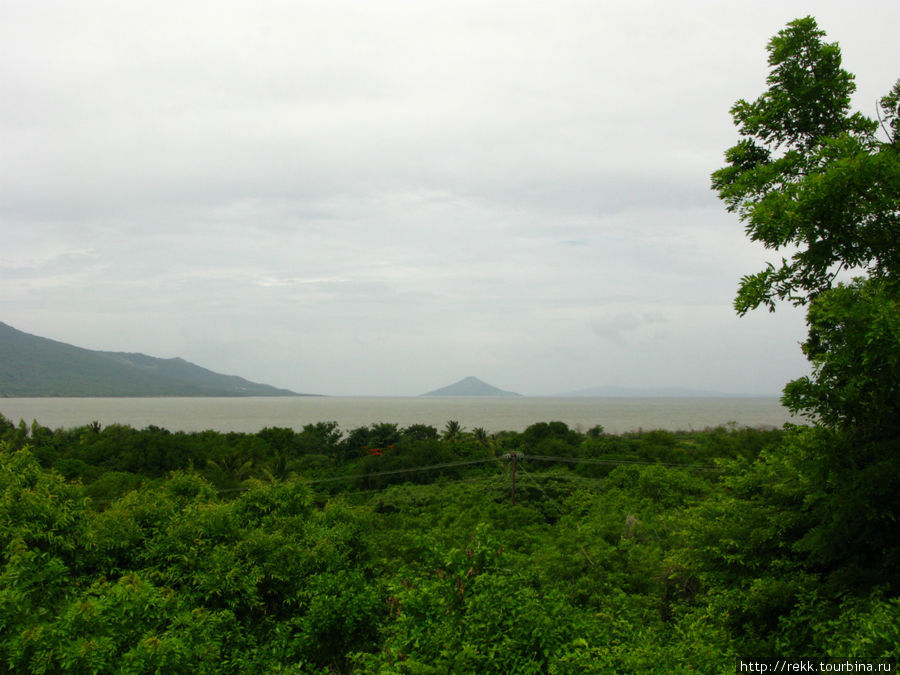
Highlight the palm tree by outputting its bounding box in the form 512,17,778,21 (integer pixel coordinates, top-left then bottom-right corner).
206,455,255,488
442,420,463,441
260,449,295,482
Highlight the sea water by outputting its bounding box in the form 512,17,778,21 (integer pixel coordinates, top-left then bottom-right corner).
0,396,802,435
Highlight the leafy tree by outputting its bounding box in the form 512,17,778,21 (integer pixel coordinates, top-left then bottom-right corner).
205,455,256,489
713,17,900,435
711,14,900,593
472,426,489,446
402,423,439,442
0,413,14,438
369,422,401,448
257,426,298,455
782,278,900,437
297,421,342,455
342,425,372,461
711,16,899,315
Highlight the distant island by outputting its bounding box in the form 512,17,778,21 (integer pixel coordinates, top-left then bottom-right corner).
421,376,521,397
0,321,308,397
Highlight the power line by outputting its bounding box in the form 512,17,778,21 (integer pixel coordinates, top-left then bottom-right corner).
521,454,723,471
304,456,503,486
339,472,508,500
517,463,595,568
518,464,568,516
89,456,505,503
513,471,605,488
88,453,717,506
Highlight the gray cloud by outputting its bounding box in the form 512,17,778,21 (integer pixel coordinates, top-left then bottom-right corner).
2,0,894,396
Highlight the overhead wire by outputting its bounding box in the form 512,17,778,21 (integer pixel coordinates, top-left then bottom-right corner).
89,453,718,506
521,454,723,471
304,456,502,486
513,471,606,489
90,456,506,504
516,462,596,568
338,470,508,500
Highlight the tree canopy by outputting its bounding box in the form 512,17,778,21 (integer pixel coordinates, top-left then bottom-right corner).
713,15,900,592
713,16,900,431
711,16,900,315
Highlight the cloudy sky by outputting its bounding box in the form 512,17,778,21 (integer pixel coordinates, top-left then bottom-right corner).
2,1,897,396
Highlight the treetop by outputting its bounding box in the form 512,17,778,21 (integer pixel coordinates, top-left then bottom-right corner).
712,16,899,314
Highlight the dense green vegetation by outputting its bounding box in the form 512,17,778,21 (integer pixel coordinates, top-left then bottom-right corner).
712,14,900,596
1,16,898,673
1,415,897,672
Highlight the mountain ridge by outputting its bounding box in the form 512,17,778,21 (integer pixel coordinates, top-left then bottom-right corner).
0,321,306,397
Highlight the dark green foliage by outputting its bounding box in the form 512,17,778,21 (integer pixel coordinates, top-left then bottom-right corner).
442,419,462,440
774,280,900,588
782,277,900,436
0,448,381,673
711,17,899,315
520,421,582,451
708,13,900,656
402,424,439,442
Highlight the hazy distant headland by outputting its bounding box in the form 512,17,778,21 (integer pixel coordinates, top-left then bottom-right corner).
0,321,308,397
551,385,769,398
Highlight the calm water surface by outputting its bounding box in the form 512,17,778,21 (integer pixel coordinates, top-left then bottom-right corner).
0,396,803,434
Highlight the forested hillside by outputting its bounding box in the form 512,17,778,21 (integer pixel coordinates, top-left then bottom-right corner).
0,322,301,397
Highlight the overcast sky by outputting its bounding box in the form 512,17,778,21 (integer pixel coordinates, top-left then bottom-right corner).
2,1,897,396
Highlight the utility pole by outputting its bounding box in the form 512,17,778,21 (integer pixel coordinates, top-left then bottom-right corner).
503,452,524,505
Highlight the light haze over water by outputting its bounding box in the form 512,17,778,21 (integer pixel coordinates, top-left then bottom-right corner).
1,397,802,435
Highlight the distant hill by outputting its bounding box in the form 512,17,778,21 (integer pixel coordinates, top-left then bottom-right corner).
0,322,306,397
421,376,521,397
551,385,760,398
